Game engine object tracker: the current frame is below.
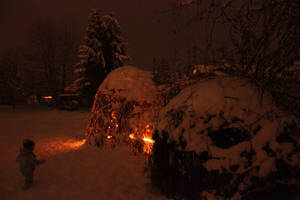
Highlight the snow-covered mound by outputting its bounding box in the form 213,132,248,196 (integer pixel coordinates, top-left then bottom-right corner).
98,66,157,102
86,66,160,149
153,76,299,199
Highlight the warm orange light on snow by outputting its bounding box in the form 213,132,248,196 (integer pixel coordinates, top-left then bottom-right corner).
67,139,86,149
39,138,86,156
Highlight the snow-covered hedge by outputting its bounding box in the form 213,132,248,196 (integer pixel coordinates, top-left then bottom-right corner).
150,76,299,199
85,66,161,150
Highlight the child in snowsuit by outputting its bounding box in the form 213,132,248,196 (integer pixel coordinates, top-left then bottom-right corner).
16,139,46,190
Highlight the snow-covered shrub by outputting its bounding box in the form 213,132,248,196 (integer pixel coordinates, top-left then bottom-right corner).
150,76,299,199
156,64,227,107
156,72,200,107
85,66,161,152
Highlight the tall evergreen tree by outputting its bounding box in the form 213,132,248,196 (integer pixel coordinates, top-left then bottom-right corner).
70,10,129,105
99,13,130,74
71,9,105,104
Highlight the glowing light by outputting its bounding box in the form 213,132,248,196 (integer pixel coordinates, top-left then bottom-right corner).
111,110,119,120
143,137,154,143
39,138,86,156
42,96,53,99
142,137,154,154
67,139,86,149
115,123,119,128
107,135,112,139
193,69,197,74
129,134,135,139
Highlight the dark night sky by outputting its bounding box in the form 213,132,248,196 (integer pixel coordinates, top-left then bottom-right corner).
0,0,192,69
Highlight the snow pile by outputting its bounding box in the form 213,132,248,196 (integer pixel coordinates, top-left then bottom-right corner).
86,66,161,149
154,76,299,199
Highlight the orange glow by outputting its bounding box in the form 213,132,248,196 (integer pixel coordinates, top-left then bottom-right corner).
111,110,119,120
142,136,154,154
86,92,160,154
127,125,154,154
39,138,86,156
42,96,53,99
129,133,135,139
143,137,154,143
67,139,86,149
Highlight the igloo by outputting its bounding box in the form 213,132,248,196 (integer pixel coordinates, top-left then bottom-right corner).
151,76,299,199
85,66,161,153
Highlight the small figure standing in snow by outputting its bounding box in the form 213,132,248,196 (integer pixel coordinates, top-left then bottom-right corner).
16,139,46,190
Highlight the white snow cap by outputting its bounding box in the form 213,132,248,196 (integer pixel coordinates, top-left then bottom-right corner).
98,65,157,102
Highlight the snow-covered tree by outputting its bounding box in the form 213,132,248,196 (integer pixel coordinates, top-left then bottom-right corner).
70,10,129,105
71,9,106,105
99,13,130,74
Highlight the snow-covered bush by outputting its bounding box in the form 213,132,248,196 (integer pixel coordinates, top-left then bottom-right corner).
157,74,196,107
155,63,227,107
85,66,161,152
150,76,299,199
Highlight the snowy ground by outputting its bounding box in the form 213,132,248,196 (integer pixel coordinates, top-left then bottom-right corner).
0,105,168,200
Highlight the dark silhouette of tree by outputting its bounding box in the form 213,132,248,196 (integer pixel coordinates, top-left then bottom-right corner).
162,0,300,116
0,49,23,107
29,20,61,100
